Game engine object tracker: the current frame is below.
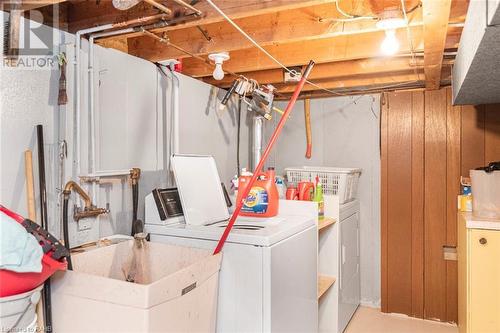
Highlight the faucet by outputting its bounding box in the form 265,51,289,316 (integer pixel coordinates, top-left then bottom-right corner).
62,181,109,221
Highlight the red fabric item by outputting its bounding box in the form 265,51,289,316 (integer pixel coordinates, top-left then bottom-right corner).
0,205,67,297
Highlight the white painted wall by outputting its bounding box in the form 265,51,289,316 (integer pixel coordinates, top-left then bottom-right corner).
0,12,72,238
1,17,249,247
68,43,249,246
268,95,381,307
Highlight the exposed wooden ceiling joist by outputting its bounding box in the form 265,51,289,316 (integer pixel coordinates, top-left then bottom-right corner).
179,26,461,78
422,0,453,90
274,66,451,99
67,0,335,34
203,56,421,87
1,0,65,11
126,2,422,61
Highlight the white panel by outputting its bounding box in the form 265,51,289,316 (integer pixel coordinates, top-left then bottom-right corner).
95,46,158,171
338,212,360,332
269,226,318,332
171,154,229,225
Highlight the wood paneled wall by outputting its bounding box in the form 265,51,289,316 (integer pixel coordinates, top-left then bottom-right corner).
381,87,500,323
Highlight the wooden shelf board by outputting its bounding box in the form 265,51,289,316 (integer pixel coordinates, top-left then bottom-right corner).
318,275,336,299
318,217,336,233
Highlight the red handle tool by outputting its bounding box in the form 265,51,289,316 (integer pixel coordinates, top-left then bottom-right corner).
213,61,315,255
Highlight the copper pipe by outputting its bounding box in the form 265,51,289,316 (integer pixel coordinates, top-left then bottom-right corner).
143,0,172,16
63,181,92,209
112,13,169,29
130,168,141,185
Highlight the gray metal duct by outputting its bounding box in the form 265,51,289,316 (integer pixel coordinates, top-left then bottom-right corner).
452,0,500,105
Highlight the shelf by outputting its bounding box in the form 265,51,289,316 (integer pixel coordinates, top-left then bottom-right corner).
318,275,336,299
318,217,336,233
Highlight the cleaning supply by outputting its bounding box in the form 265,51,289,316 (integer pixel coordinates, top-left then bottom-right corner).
298,181,314,201
237,167,279,217
313,176,324,220
286,186,299,200
275,176,286,199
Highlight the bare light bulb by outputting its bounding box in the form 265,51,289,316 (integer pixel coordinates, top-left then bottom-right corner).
208,52,230,81
381,29,399,56
213,63,225,80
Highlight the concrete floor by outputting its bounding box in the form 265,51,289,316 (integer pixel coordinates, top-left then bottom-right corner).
345,307,458,333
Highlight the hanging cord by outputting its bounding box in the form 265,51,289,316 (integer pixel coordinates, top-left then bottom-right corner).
334,0,377,20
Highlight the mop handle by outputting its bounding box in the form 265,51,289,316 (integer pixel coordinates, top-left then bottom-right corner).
213,61,315,255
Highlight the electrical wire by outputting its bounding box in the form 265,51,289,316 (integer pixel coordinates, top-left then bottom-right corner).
204,0,417,98
400,0,420,80
335,0,377,20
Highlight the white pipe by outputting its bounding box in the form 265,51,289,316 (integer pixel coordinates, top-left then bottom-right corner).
73,24,114,180
169,65,180,156
87,28,135,203
82,169,132,178
252,116,264,170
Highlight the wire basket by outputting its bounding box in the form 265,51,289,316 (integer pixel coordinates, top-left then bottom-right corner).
285,166,362,204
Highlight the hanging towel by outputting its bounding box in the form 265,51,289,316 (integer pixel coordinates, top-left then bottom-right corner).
0,213,43,273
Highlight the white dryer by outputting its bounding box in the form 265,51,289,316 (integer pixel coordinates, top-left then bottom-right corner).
145,197,318,333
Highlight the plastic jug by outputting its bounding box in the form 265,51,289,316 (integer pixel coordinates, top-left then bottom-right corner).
298,181,314,201
237,167,279,217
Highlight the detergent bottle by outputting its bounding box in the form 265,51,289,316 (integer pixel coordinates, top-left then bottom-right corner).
313,176,325,220
237,167,279,217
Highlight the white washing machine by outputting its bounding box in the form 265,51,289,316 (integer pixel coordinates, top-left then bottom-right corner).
145,197,318,333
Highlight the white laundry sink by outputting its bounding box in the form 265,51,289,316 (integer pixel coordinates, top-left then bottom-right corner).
50,240,221,332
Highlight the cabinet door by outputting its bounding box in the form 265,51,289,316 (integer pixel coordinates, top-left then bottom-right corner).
469,229,500,333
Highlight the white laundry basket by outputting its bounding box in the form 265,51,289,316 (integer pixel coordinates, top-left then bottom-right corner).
51,240,222,332
286,167,362,204
0,285,41,332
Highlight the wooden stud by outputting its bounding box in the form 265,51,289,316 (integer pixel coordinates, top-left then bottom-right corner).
422,0,453,89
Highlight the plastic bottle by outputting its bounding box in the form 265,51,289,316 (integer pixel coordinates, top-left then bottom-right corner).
313,176,325,220
237,167,279,217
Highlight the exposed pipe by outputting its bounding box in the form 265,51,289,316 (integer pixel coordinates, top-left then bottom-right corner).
252,116,263,169
62,181,108,270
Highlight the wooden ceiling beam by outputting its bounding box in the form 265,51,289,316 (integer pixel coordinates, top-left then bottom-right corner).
422,0,453,90
67,0,334,34
274,66,451,98
180,26,461,78
1,0,65,11
202,56,425,87
126,3,423,61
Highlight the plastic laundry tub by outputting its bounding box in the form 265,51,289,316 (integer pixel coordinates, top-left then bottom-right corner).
0,285,42,332
50,240,222,332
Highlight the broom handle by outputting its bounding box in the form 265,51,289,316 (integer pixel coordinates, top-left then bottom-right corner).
24,150,45,331
24,150,36,220
213,61,315,255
